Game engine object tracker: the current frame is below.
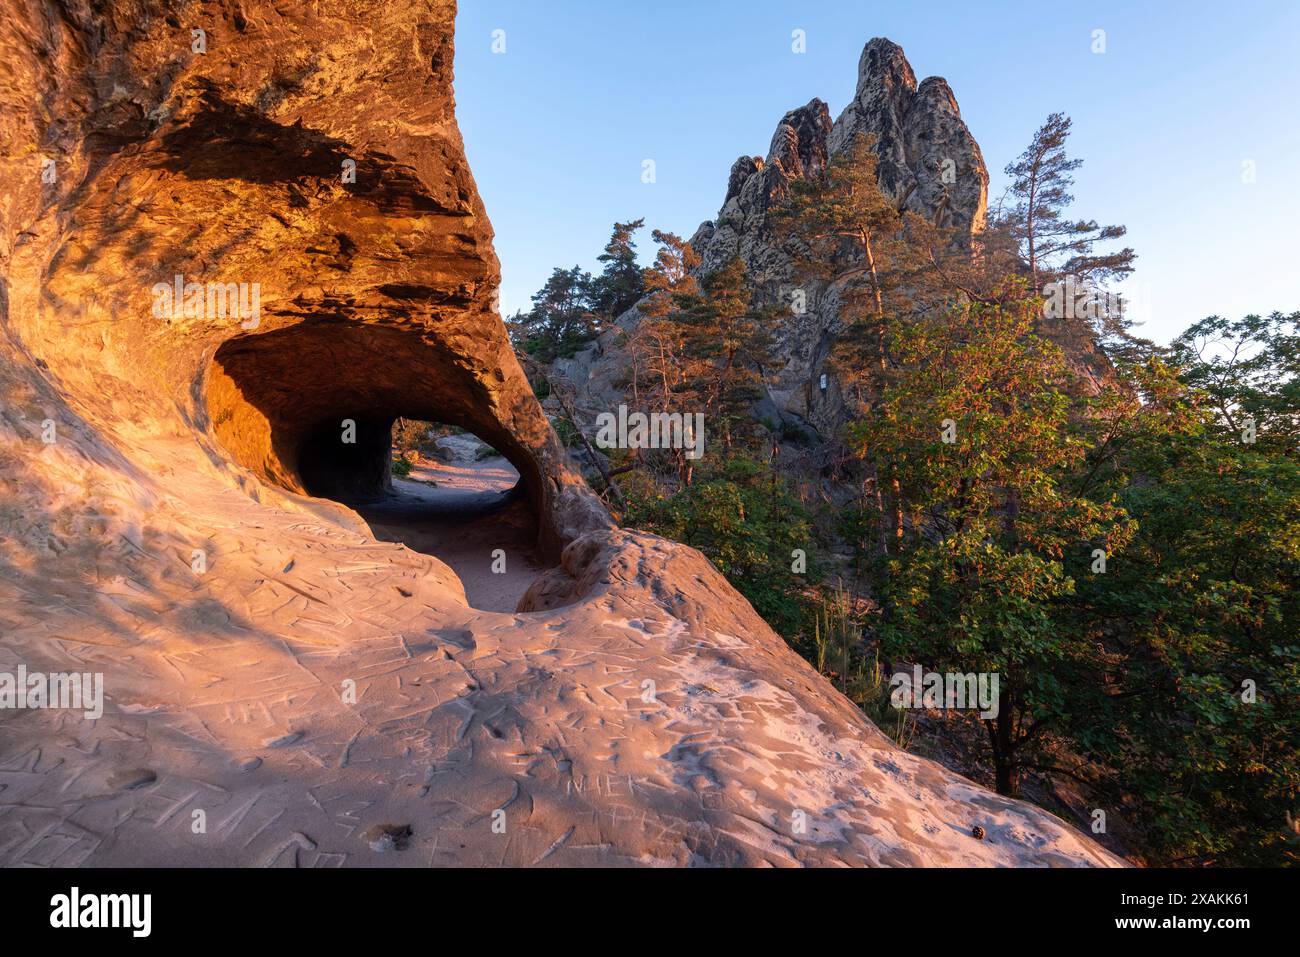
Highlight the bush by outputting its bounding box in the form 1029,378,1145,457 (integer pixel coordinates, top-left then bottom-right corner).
623,455,821,638
552,416,581,448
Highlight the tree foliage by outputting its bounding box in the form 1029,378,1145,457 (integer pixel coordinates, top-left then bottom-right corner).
518,118,1299,866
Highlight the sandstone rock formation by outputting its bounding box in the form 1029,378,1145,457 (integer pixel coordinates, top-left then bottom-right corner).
557,38,989,435
0,3,1118,866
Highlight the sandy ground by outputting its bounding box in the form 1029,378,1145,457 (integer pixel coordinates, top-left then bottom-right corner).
353,447,546,613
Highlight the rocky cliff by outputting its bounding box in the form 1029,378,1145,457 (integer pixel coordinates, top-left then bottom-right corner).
0,3,1117,866
557,38,989,434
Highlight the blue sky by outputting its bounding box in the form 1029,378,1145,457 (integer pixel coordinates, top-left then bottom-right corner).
455,0,1300,344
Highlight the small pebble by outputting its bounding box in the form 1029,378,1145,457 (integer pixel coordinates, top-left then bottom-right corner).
361,823,413,852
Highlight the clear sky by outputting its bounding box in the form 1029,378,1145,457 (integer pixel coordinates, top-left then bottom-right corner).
454,0,1300,344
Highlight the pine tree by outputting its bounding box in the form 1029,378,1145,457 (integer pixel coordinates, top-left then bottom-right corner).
590,218,646,319
621,231,699,483
510,265,596,362
641,229,700,314
772,135,912,397
996,113,1137,349
771,134,925,554
673,258,774,451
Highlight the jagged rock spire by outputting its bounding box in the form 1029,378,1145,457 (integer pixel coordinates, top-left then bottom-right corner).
685,37,989,430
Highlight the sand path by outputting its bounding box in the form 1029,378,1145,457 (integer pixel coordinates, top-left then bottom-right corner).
352,448,546,613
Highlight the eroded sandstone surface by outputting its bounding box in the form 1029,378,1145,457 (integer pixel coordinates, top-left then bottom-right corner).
0,2,1119,866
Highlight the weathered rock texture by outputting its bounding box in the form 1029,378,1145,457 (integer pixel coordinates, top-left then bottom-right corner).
0,4,1118,866
0,0,606,556
557,38,989,435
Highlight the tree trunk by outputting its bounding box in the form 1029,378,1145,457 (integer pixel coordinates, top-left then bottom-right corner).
987,694,1019,797
890,476,904,542
994,754,1018,798
552,382,626,510
856,225,906,550
867,468,890,560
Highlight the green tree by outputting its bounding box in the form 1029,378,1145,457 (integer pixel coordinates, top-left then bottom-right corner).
623,455,818,637
772,134,912,397
859,300,1135,797
641,229,700,319
996,113,1139,355
590,218,646,319
672,258,774,451
510,265,596,362
620,230,701,484
1169,311,1300,454
1073,315,1300,864
772,134,927,555
997,112,1136,291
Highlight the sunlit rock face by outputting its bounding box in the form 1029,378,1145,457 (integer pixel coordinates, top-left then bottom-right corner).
0,0,604,555
0,4,1118,866
692,39,989,431
826,39,988,234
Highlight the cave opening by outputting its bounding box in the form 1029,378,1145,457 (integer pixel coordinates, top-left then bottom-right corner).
205,324,554,612
350,418,545,614
297,414,395,502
